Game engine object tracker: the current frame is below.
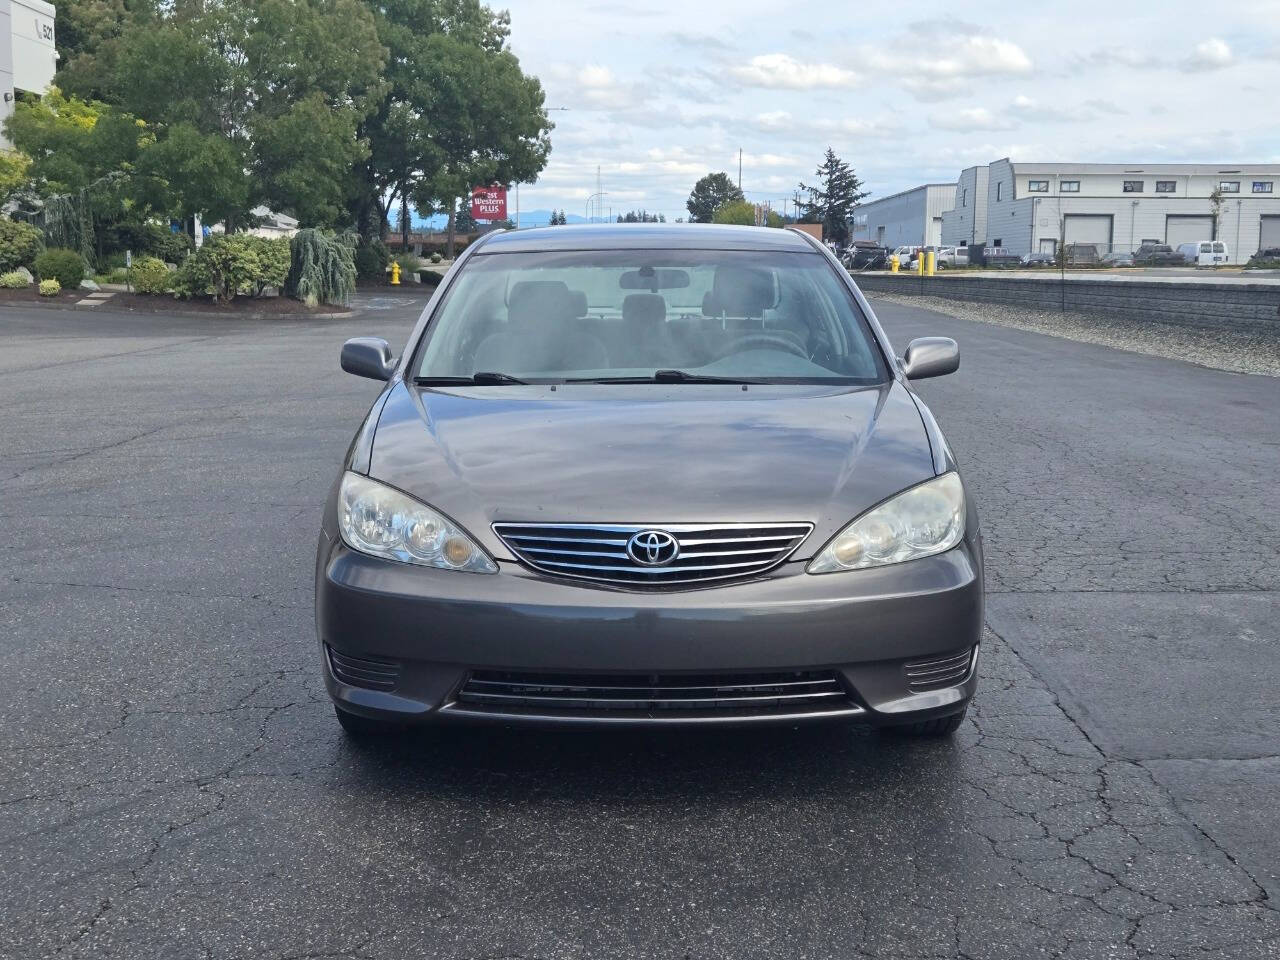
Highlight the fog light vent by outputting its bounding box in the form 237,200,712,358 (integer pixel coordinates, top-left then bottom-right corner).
326,646,401,691
903,648,973,693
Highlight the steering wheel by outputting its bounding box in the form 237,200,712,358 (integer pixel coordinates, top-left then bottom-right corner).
718,332,809,360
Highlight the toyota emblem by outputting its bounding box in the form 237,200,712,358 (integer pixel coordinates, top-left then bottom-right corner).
626,529,679,566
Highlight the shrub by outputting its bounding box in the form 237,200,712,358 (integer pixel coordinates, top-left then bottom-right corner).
171,234,290,301
0,218,45,272
285,229,356,306
34,248,86,289
430,252,442,264
0,269,29,288
39,279,60,296
354,238,390,280
131,256,172,294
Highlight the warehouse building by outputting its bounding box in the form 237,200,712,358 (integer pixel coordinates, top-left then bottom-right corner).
1,0,56,148
939,165,989,249
849,183,956,249
942,159,1280,263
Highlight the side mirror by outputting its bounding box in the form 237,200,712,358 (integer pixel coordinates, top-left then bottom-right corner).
901,337,959,380
341,337,396,381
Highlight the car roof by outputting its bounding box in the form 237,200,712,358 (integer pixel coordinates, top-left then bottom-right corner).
474,223,818,254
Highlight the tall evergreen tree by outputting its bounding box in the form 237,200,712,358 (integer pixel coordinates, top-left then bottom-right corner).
795,148,868,245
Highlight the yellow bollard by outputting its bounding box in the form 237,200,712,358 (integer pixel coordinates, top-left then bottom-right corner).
916,252,924,276
925,250,936,276
390,260,401,285
890,254,899,273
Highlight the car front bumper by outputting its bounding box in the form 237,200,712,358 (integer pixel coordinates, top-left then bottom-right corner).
315,532,984,728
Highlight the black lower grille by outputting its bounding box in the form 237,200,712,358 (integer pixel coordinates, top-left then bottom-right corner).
451,669,859,720
903,648,974,693
327,646,401,691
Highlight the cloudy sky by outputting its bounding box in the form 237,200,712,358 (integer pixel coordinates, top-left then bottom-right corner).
501,0,1280,221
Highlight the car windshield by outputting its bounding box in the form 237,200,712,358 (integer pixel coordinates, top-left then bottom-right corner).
415,249,888,384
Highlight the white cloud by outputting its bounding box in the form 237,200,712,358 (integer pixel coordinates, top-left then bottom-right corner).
862,21,1032,100
752,111,905,140
929,107,1018,132
1182,38,1234,72
729,54,858,90
1071,46,1163,71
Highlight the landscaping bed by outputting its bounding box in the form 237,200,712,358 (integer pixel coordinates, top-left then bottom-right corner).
0,286,85,305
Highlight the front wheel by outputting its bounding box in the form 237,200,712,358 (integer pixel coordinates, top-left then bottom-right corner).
334,705,405,738
885,708,967,738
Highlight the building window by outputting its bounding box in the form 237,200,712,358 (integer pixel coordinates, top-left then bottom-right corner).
1155,181,1176,193
992,238,1003,246
996,182,1002,201
1218,181,1240,193
1253,181,1274,193
961,189,967,207
1060,180,1080,193
1028,180,1049,193
1123,180,1144,193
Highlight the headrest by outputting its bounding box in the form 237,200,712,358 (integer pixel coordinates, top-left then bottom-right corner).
709,266,776,316
507,280,587,324
622,293,666,325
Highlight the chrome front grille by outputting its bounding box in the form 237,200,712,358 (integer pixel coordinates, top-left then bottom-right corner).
492,522,812,587
451,670,861,720
903,648,974,693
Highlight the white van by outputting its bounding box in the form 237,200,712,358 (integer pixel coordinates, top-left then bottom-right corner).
1176,240,1229,266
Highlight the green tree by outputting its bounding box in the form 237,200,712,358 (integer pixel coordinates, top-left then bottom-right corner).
0,150,32,203
454,206,477,234
686,172,744,223
710,201,755,225
96,0,386,229
356,1,550,248
795,148,868,245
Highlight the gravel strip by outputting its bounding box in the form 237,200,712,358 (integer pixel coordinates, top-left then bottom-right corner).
868,292,1280,377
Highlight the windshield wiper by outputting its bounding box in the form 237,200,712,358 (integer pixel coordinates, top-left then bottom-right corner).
567,369,766,384
415,371,528,385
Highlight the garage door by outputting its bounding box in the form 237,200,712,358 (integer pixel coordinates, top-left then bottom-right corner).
1260,216,1280,254
1166,215,1214,249
1063,214,1113,250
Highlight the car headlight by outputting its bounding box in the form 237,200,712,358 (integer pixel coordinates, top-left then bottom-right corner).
808,472,965,573
338,472,497,573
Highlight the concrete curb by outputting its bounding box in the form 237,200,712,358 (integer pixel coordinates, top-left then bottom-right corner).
0,297,356,321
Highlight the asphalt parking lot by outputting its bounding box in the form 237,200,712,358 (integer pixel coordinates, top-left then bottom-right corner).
2,292,1277,958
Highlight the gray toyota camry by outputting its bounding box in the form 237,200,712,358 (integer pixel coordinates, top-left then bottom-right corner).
316,224,982,738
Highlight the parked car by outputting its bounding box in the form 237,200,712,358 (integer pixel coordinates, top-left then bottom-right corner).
1020,252,1056,267
1063,243,1102,266
934,246,967,268
319,224,983,739
890,245,922,267
971,246,1021,268
1134,243,1186,266
843,241,889,270
1175,241,1229,267
1100,250,1135,267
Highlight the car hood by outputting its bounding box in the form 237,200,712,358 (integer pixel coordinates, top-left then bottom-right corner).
366,380,937,560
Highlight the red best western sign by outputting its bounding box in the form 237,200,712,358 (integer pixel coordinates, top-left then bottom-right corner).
470,185,508,221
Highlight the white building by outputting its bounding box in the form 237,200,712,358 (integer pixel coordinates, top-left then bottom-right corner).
849,183,956,249
1,0,56,148
942,159,1280,263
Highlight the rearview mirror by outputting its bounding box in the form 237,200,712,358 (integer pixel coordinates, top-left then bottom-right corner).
901,337,959,380
619,267,690,291
341,337,396,381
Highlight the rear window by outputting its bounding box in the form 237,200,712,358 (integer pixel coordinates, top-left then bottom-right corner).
415,250,888,384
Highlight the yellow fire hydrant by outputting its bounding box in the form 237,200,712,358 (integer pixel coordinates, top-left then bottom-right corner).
889,254,899,273
390,260,401,285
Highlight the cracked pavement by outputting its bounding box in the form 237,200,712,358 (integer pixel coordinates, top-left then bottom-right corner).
2,294,1276,958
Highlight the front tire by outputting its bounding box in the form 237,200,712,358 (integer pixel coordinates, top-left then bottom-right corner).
334,705,405,738
886,708,967,738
